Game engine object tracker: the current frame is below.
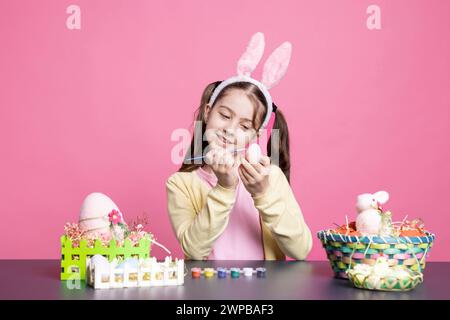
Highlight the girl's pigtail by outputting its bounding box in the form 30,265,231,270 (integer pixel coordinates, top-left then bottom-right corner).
267,108,291,183
179,81,221,172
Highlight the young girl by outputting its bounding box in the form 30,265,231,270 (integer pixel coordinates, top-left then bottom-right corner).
166,32,312,260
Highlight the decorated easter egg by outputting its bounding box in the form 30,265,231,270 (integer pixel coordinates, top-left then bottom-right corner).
79,192,123,237
246,143,262,164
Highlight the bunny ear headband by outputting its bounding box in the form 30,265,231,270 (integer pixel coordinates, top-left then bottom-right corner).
208,32,292,134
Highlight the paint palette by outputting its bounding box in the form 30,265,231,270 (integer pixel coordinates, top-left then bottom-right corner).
190,267,266,279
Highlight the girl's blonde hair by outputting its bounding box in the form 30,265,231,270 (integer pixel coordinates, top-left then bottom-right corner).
179,81,291,183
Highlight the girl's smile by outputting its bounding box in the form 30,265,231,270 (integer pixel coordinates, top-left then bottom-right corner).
216,132,235,148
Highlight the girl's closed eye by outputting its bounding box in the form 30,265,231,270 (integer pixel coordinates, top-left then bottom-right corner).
241,120,253,131
220,113,231,120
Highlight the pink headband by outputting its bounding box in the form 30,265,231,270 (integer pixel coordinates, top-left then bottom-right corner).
208,32,292,130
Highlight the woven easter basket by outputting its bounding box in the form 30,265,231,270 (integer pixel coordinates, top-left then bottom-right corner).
317,230,436,279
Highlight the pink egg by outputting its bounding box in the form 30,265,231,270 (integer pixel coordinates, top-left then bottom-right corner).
79,192,124,237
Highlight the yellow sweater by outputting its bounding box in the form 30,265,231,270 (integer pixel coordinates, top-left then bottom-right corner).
166,164,313,260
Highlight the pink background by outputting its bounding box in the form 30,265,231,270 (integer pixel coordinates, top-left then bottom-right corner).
1,0,449,261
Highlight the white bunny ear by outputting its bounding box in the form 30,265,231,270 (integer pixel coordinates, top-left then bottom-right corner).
236,32,265,77
373,191,389,204
261,41,292,89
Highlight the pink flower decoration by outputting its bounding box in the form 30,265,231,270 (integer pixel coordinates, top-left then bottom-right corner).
64,222,84,246
108,209,122,225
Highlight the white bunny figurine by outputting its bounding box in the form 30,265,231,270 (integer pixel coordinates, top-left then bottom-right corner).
355,191,389,235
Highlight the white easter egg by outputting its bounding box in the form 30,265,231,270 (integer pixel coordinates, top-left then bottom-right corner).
246,143,262,164
79,192,123,236
356,209,382,235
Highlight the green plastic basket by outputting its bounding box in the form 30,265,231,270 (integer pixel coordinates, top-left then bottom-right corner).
60,235,151,280
317,230,435,279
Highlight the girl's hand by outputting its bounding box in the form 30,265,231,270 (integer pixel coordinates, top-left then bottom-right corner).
238,155,271,198
205,142,239,189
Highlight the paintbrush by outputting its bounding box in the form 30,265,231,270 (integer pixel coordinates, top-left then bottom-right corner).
185,147,247,162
